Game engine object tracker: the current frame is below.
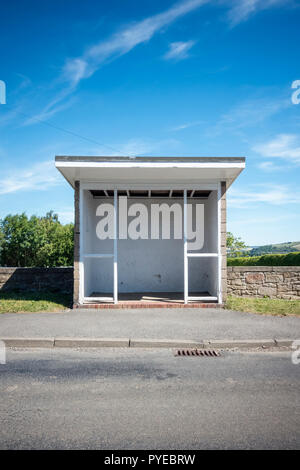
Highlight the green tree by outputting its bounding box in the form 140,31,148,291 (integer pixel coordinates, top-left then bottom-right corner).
0,211,74,267
226,232,247,258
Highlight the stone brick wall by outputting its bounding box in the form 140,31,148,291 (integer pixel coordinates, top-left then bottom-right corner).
227,266,300,300
1,266,299,300
0,267,73,293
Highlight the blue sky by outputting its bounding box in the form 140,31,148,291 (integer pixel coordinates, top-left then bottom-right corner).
0,0,300,246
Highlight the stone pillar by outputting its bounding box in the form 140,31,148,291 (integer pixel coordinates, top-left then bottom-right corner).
73,180,80,305
221,181,227,302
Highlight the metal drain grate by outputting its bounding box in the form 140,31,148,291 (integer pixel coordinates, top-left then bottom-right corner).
175,348,221,357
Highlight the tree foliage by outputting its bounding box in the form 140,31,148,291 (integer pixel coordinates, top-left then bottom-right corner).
227,252,300,266
226,231,247,257
0,211,74,267
249,241,300,256
0,213,249,268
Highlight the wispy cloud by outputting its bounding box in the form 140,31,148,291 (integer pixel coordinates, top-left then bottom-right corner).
113,138,157,156
62,0,207,86
13,73,32,93
227,184,300,207
257,161,286,171
23,97,76,126
0,105,24,128
0,161,62,195
164,40,196,60
84,137,180,157
225,0,290,26
24,0,293,124
221,97,288,127
122,137,180,155
56,208,74,224
229,213,296,226
254,134,300,166
208,95,289,136
169,120,204,131
27,0,208,123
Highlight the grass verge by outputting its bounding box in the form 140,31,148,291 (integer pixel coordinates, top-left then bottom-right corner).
225,295,300,316
0,291,72,313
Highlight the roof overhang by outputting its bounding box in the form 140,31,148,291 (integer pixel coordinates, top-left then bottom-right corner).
55,156,245,188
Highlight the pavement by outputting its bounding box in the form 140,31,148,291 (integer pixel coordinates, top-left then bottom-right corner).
0,348,299,449
0,308,299,349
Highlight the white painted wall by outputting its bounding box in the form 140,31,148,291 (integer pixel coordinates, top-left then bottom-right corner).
81,191,218,296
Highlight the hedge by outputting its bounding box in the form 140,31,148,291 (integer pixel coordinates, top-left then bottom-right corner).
227,252,300,266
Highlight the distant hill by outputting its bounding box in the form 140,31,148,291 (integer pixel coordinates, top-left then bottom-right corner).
249,241,300,256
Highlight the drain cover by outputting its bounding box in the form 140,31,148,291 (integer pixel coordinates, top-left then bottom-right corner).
175,348,220,357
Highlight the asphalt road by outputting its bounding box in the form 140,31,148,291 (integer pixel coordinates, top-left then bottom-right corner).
0,348,299,450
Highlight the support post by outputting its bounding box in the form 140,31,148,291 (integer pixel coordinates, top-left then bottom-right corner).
217,183,222,304
114,190,118,304
183,189,188,304
78,183,84,305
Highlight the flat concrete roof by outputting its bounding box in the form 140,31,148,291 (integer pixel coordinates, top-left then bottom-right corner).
55,155,246,188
